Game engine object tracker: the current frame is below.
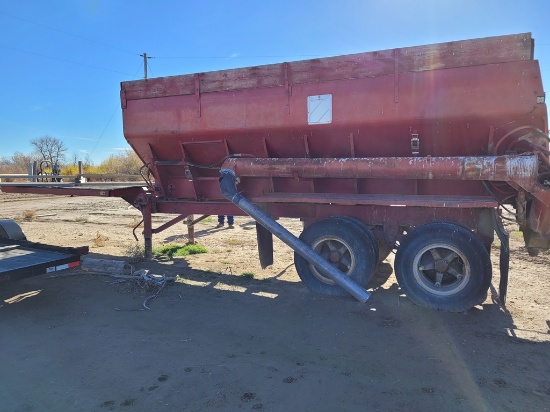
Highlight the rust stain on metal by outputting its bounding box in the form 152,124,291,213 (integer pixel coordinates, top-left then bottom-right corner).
224,155,539,183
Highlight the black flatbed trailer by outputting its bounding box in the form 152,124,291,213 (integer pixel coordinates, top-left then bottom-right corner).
0,237,88,284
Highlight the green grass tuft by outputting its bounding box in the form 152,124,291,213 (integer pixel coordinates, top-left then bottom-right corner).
153,243,207,259
510,231,523,239
241,272,255,279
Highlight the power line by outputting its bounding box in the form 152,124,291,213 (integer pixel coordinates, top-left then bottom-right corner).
88,62,144,157
0,11,140,56
0,44,135,76
155,54,320,59
0,12,322,66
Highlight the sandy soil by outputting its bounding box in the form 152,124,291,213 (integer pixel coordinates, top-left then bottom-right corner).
0,193,549,411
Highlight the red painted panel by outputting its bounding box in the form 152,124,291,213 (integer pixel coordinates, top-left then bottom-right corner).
120,33,550,237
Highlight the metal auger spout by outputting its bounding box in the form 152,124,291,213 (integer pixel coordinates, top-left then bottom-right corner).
219,169,371,303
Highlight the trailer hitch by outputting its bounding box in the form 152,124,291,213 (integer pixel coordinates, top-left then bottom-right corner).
219,169,371,303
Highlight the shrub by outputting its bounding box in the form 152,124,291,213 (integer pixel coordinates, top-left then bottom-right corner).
93,232,108,247
21,210,37,221
125,243,146,262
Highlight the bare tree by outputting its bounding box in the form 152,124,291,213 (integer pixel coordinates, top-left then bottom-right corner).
83,152,94,168
31,136,67,168
70,151,94,169
100,150,143,176
70,151,79,166
0,151,37,174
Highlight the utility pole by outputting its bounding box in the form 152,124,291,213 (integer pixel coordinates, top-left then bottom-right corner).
140,53,152,79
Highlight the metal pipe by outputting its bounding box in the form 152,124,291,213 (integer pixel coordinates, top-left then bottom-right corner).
0,174,140,180
219,169,371,303
0,181,143,187
223,155,538,183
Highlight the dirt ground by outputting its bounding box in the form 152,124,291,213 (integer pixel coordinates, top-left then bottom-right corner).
0,192,549,412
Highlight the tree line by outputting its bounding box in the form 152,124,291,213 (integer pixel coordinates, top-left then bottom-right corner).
0,136,143,178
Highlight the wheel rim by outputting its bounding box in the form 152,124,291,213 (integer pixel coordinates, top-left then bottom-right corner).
309,236,356,285
412,243,471,296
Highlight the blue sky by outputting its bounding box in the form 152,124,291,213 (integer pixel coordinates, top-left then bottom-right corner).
2,0,550,164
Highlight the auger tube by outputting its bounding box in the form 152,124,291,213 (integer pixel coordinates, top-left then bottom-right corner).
219,169,371,303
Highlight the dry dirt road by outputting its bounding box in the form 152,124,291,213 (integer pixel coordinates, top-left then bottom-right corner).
0,193,549,411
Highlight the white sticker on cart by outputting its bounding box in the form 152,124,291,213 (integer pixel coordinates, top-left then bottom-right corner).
308,94,332,125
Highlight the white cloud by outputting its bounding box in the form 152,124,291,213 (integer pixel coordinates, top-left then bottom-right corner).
72,137,97,141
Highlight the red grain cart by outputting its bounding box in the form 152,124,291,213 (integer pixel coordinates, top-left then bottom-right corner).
121,33,550,311
119,32,550,311
5,33,550,311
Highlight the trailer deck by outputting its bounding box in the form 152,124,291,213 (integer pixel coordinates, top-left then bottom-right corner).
0,237,88,284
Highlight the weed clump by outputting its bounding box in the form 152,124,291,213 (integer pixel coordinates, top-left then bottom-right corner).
125,243,146,262
153,243,207,259
21,210,37,221
128,216,143,228
93,232,108,247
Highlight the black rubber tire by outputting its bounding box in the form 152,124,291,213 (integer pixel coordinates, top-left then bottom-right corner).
527,247,540,257
294,217,378,296
334,216,380,265
394,222,492,312
334,216,391,263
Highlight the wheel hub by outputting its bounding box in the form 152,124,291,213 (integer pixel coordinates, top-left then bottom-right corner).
329,251,341,263
412,243,471,297
434,259,449,272
309,235,357,284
